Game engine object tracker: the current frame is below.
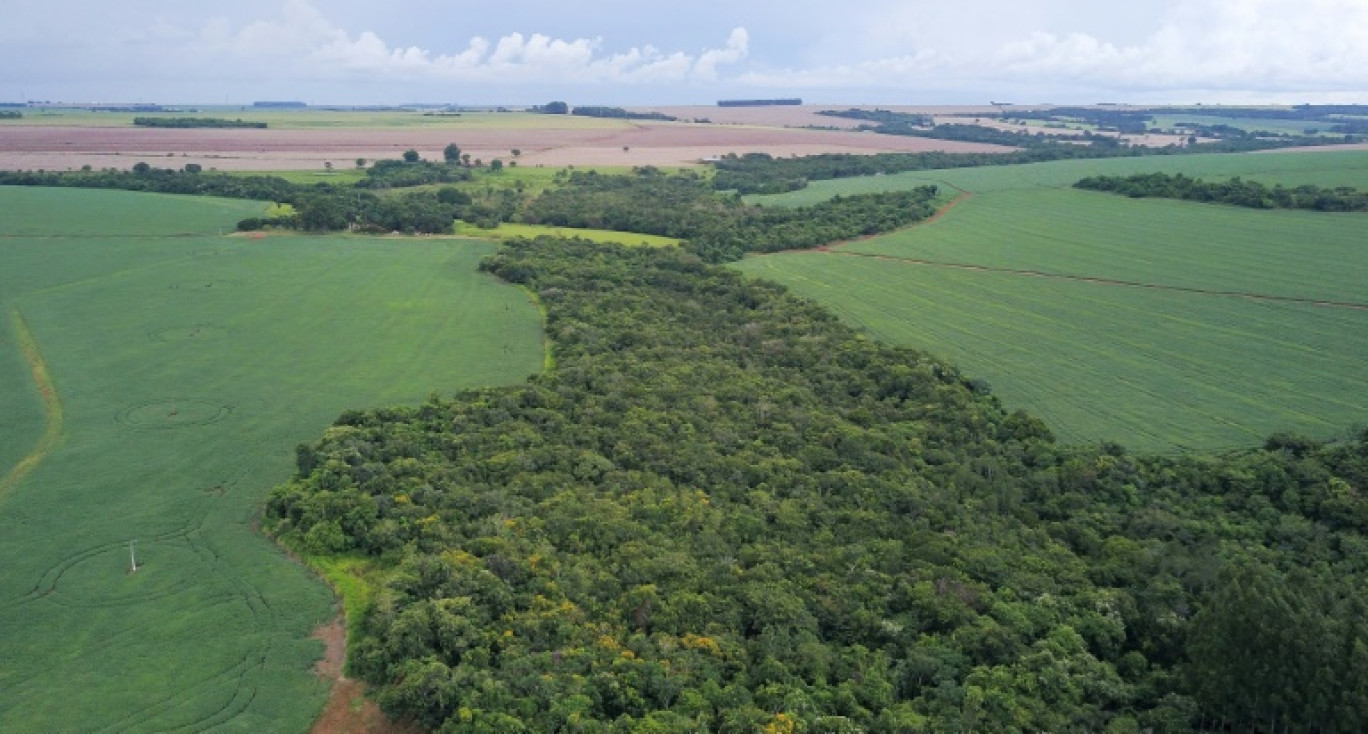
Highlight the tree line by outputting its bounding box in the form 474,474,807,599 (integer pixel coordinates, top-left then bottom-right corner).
132,117,267,128
520,167,939,262
267,237,1368,732
1075,172,1368,212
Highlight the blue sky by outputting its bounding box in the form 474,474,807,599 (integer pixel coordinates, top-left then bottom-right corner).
4,0,1367,105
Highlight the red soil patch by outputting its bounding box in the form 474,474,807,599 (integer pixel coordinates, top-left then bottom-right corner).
309,617,419,734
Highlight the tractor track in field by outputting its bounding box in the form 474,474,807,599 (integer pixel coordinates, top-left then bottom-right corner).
0,309,63,504
819,251,1368,312
796,191,1368,311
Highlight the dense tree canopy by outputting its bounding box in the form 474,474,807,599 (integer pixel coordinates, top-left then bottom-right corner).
267,238,1368,732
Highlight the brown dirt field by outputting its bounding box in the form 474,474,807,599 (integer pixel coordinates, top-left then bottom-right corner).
310,617,420,734
0,120,1014,172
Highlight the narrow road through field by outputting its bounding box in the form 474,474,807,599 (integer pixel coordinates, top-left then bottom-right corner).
0,309,63,503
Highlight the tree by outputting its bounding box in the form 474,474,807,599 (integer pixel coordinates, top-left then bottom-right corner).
534,101,569,114
183,163,202,174
490,159,504,172
356,158,367,168
403,149,420,163
443,143,462,164
132,162,151,174
511,149,521,157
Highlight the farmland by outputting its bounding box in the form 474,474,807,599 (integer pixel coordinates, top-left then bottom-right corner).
735,150,1368,451
0,107,1014,172
0,187,543,731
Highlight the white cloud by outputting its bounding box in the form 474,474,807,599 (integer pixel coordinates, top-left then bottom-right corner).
190,0,748,85
732,0,1368,98
986,0,1368,92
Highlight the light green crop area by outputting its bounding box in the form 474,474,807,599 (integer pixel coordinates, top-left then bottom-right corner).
454,220,680,246
0,186,544,731
735,151,1368,452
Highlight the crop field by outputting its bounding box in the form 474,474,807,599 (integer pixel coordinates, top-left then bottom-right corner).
453,220,680,246
748,150,1368,206
736,151,1368,452
0,187,544,731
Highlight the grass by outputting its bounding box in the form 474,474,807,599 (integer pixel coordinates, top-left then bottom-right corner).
733,151,1368,452
454,220,680,247
0,186,544,731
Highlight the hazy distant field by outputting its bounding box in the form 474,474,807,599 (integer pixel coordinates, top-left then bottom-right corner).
736,151,1368,452
0,187,543,731
0,107,1015,172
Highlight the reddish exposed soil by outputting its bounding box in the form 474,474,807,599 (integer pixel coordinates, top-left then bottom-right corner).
310,617,419,734
0,119,1014,172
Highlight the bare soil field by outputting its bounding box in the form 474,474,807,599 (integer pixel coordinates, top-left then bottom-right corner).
0,118,1013,171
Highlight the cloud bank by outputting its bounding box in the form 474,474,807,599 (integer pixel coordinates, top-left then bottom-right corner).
8,0,1367,103
193,0,749,86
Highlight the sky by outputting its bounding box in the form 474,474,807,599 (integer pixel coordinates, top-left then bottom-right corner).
4,0,1367,106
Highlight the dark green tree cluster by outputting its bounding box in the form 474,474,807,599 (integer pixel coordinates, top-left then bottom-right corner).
358,158,474,189
267,237,1368,732
572,107,677,121
710,148,1106,195
132,116,267,128
521,167,939,262
0,110,22,119
816,109,934,127
1075,172,1368,212
0,166,299,201
531,101,570,114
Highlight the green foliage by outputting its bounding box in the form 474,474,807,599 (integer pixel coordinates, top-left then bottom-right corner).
521,167,938,262
132,116,267,128
1076,172,1368,212
269,237,1368,731
571,106,677,121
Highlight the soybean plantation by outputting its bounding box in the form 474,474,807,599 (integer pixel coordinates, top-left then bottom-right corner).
735,151,1368,452
0,187,543,731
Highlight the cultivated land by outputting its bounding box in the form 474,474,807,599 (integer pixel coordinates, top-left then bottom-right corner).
0,108,1013,172
735,150,1368,452
0,187,543,731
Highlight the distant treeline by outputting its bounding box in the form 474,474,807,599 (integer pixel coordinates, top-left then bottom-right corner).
521,167,939,262
817,108,934,127
717,98,801,107
709,129,1344,195
710,142,1137,195
1076,173,1368,212
133,117,267,129
998,107,1153,134
572,106,677,121
0,111,21,119
1162,104,1368,121
0,166,298,201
